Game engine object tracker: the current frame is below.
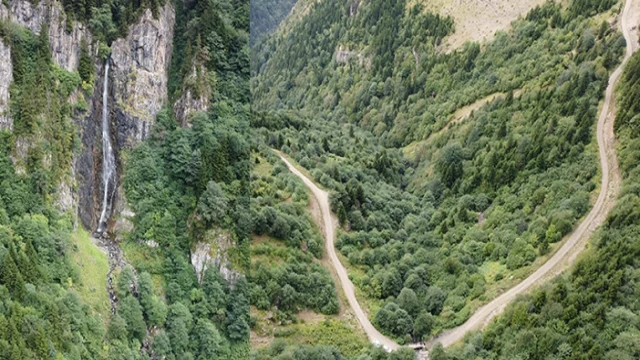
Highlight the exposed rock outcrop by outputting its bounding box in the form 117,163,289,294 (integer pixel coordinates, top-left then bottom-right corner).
55,172,77,213
0,40,12,130
111,4,175,148
349,0,361,17
335,45,371,70
77,3,175,232
113,203,135,242
75,71,101,231
173,61,211,126
191,228,240,284
0,0,92,72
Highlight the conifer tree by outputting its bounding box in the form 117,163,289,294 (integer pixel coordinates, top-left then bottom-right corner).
1,253,25,300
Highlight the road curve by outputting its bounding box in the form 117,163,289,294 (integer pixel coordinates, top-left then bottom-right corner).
277,153,401,351
429,0,637,349
276,0,638,353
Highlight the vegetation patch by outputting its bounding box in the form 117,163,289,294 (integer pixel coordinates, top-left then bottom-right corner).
251,309,370,359
70,229,110,321
439,48,640,360
253,0,626,346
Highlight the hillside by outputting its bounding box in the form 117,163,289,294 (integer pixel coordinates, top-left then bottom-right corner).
440,29,640,360
251,0,634,357
0,0,250,358
408,0,548,51
250,0,298,45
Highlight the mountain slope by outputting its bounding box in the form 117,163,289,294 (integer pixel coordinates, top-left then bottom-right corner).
251,0,630,355
431,0,638,349
250,0,297,45
440,42,640,360
0,0,250,358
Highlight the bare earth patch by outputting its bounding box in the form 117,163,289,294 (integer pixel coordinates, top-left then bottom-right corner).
409,0,547,51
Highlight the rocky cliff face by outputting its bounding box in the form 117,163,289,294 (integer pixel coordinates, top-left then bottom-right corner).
111,4,175,148
191,229,240,284
0,0,92,72
76,3,175,232
173,61,211,126
75,75,100,230
0,0,175,231
0,41,12,131
0,0,92,220
0,0,91,130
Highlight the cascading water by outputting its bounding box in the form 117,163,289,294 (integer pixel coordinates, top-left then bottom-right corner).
97,58,116,234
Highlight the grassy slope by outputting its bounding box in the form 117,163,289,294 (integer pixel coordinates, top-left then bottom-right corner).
250,153,369,355
70,229,110,322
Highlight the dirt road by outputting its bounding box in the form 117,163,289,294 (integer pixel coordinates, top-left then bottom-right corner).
277,0,638,353
277,153,401,351
428,0,638,349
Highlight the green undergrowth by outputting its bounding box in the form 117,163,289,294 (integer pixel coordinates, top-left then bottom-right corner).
70,229,110,322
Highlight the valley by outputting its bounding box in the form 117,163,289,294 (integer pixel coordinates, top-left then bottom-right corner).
2,0,640,358
251,0,640,358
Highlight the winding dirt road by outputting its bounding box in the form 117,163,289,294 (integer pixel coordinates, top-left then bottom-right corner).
277,153,401,351
430,0,638,349
277,0,639,353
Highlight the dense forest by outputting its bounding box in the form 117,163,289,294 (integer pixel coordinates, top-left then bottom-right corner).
249,0,297,45
0,10,104,359
121,107,250,359
0,0,250,358
0,134,104,358
119,0,251,358
436,48,640,360
168,0,249,107
251,0,626,354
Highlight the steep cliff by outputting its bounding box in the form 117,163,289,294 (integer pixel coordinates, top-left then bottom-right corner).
76,3,175,231
0,0,91,227
0,0,93,71
111,4,174,148
0,41,11,131
0,0,177,231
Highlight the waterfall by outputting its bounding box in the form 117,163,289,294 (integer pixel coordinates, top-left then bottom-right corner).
97,59,116,234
